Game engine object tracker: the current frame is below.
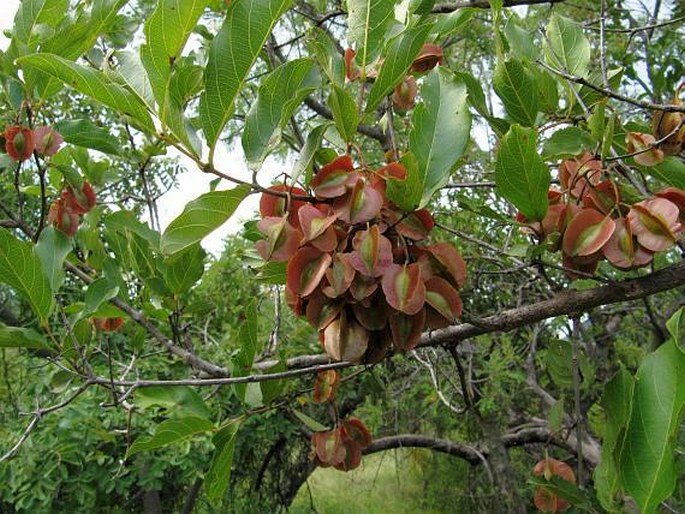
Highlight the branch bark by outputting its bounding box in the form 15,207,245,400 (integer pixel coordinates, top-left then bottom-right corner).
432,0,567,13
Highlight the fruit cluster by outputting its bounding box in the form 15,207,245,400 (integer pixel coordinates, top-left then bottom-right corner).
48,181,97,237
257,155,467,362
517,152,685,277
309,370,372,472
3,125,63,161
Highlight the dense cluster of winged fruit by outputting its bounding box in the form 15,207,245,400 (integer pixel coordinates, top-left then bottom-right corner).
257,155,466,363
517,152,685,276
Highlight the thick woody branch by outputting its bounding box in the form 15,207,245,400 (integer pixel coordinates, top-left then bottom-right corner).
432,0,567,13
363,425,600,467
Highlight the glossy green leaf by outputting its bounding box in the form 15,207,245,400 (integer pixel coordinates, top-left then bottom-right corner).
199,0,293,154
618,340,685,513
643,157,685,190
0,325,51,350
347,0,395,67
542,126,595,160
12,0,68,48
233,301,258,403
495,124,550,221
292,408,329,432
135,386,211,419
141,0,208,153
160,185,250,255
256,261,287,285
34,226,71,291
205,422,241,501
666,307,684,353
433,8,474,39
291,123,332,185
328,84,358,144
387,68,471,210
84,278,119,315
0,228,53,321
365,22,432,112
594,369,633,512
242,58,319,167
41,0,128,59
126,416,214,458
504,17,538,61
260,360,287,404
493,58,538,126
307,27,345,86
17,54,154,133
163,243,206,294
543,14,591,77
54,119,122,156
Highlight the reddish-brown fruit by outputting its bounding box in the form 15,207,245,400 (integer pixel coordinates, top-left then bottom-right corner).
532,458,576,513
62,182,97,215
410,43,444,73
626,132,664,167
4,126,35,162
344,48,361,81
259,184,307,228
392,75,417,110
92,317,125,332
313,370,341,404
48,198,79,237
33,126,63,157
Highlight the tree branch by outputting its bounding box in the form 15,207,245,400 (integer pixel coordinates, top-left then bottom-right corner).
432,0,567,13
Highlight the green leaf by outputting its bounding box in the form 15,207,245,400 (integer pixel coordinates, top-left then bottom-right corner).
205,422,241,501
544,339,573,389
34,226,72,291
642,156,685,190
242,58,319,167
493,58,538,126
504,17,538,61
84,278,119,315
54,119,122,156
433,8,474,39
328,84,359,144
126,416,214,458
495,124,550,221
542,126,595,160
160,185,250,255
543,14,591,77
140,0,208,153
291,123,332,185
292,408,329,432
17,54,154,132
617,340,685,513
260,360,287,403
347,0,395,67
307,28,345,86
0,325,51,350
387,68,471,210
233,301,258,403
163,243,206,294
665,307,684,353
199,0,294,154
0,228,53,321
12,0,69,48
135,386,211,419
256,261,287,285
365,22,433,112
594,369,633,512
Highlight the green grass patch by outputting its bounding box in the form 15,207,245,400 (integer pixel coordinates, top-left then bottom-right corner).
289,449,444,514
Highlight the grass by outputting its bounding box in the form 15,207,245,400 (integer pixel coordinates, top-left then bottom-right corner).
289,449,444,514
